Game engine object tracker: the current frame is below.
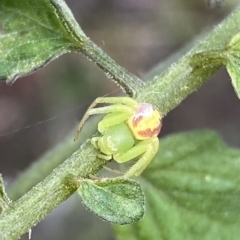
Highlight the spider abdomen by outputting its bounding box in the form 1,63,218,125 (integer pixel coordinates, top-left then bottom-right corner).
97,122,135,155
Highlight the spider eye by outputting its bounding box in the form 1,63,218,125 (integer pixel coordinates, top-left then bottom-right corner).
127,103,162,140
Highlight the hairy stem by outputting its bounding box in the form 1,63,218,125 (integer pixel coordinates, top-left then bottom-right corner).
75,37,145,97
7,117,100,201
137,6,240,115
0,141,106,240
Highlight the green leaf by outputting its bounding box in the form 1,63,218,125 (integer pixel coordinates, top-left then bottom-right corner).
226,60,240,99
77,178,145,225
225,33,240,99
0,0,86,84
0,174,11,213
227,33,240,51
114,130,240,240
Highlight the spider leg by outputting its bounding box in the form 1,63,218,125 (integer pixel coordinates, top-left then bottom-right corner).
91,137,101,149
113,137,159,177
74,97,137,141
93,97,138,107
91,137,112,160
97,112,130,133
103,166,124,175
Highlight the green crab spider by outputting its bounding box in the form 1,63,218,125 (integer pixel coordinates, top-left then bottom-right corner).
74,97,162,178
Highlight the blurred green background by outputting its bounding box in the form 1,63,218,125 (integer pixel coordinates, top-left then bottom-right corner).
0,0,240,239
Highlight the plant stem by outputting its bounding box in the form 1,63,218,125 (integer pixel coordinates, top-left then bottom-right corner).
74,37,145,97
7,117,100,201
136,6,240,115
0,141,107,240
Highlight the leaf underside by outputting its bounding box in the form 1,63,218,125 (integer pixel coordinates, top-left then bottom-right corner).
78,178,145,225
115,130,240,240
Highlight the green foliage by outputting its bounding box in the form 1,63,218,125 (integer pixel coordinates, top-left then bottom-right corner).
0,174,11,213
226,62,240,98
225,33,240,98
78,178,145,224
0,0,86,84
115,131,240,240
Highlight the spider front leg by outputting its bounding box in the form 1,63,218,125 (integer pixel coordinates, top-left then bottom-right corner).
91,137,112,160
113,137,159,177
74,97,138,141
97,112,131,133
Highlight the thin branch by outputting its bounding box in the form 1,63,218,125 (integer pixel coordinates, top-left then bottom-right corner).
7,117,100,201
0,141,107,240
136,5,240,115
75,38,145,97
